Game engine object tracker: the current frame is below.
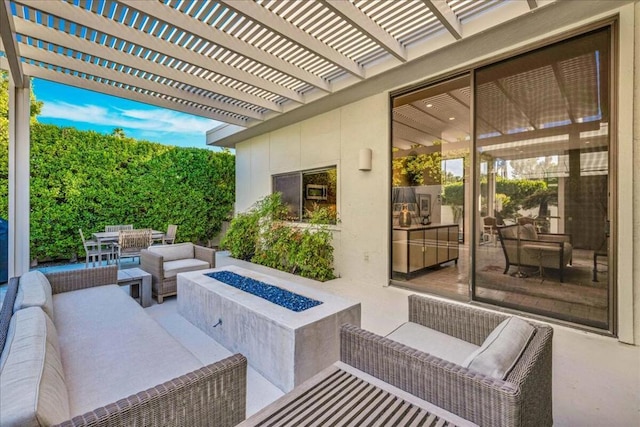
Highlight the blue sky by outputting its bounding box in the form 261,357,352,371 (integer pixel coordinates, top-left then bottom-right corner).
33,78,222,150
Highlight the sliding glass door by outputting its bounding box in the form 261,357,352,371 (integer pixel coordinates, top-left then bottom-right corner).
390,76,471,300
390,25,615,332
473,28,613,330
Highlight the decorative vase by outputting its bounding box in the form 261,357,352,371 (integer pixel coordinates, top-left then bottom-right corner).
399,203,412,227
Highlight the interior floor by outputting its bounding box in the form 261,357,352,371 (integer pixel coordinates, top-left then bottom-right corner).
392,242,609,329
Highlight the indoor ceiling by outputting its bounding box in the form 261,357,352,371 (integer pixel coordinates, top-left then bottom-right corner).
0,0,553,146
392,27,609,162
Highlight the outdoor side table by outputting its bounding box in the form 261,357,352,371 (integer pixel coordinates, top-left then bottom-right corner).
117,267,152,308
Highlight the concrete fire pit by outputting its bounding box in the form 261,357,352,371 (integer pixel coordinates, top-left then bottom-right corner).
177,265,361,392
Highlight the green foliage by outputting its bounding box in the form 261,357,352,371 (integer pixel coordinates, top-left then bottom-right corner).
0,122,235,260
221,212,260,261
292,224,334,281
223,193,336,281
442,182,464,206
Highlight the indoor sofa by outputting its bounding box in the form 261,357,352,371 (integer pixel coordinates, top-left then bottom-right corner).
141,242,215,303
0,266,246,427
498,224,573,282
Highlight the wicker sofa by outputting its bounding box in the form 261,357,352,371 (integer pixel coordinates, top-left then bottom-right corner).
141,242,216,303
0,266,246,427
341,295,553,427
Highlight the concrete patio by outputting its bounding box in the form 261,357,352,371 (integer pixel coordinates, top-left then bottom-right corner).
68,252,637,425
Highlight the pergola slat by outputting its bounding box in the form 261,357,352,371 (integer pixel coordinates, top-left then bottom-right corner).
18,44,255,125
1,56,250,126
119,0,331,92
321,0,407,62
218,0,364,79
14,17,278,116
18,0,305,103
0,0,564,134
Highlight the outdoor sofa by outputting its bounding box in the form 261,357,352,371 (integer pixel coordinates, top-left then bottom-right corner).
0,265,246,427
243,295,552,427
141,242,216,303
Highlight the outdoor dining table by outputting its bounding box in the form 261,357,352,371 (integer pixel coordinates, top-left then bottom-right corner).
92,229,165,261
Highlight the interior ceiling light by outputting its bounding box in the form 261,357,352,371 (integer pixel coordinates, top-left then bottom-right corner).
448,117,455,120
426,103,433,108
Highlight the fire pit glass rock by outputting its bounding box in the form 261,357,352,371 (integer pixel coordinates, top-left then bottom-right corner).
205,271,322,312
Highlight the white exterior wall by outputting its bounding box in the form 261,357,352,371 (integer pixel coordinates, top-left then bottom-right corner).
235,4,639,344
235,94,390,285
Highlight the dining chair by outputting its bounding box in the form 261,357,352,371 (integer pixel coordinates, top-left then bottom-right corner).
163,224,178,244
105,224,133,232
115,229,153,265
79,229,113,267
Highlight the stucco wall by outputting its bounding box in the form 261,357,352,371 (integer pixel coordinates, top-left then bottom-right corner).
234,94,390,285
234,4,638,344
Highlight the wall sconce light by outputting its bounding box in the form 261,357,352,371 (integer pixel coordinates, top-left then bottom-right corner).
358,148,372,171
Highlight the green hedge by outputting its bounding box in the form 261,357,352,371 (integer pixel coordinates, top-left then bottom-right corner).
0,123,235,261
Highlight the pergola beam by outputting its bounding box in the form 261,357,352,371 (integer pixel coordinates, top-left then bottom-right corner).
7,60,252,126
0,0,25,87
218,0,364,79
322,0,407,62
14,18,279,115
19,43,259,124
421,0,462,40
20,0,304,104
120,0,331,92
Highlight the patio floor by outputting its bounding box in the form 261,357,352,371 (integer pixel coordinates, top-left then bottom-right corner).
4,252,639,425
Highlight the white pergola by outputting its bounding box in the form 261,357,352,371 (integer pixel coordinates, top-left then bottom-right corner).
0,0,568,275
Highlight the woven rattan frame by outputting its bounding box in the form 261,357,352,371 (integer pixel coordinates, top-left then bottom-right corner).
340,295,553,427
39,266,247,427
140,245,215,303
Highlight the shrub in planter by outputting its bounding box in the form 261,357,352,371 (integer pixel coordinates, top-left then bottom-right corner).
221,212,259,260
223,194,336,281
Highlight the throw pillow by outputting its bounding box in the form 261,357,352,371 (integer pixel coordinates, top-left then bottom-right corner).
13,271,55,321
463,316,535,380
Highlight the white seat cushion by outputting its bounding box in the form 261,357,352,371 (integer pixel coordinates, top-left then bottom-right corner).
53,285,203,417
164,258,211,278
14,271,55,320
0,307,70,426
147,242,194,262
463,316,535,379
386,322,479,366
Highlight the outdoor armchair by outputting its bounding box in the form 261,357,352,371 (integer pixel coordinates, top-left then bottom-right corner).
141,243,215,303
340,295,553,427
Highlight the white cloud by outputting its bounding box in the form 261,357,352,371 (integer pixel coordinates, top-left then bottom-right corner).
39,101,218,136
